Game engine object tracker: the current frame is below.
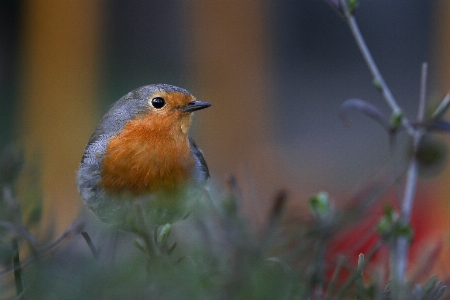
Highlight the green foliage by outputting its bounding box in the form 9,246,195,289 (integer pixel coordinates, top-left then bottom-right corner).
0,144,447,299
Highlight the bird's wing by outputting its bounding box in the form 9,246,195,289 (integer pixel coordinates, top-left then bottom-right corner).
189,137,209,182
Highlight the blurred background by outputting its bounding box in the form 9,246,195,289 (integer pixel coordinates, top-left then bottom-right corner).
0,0,449,239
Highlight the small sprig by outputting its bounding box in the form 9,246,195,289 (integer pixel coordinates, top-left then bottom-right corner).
323,0,450,293
376,205,413,243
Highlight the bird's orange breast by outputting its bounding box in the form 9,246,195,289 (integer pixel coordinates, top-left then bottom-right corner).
100,112,195,196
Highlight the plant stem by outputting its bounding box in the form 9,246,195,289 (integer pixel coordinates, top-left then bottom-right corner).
339,0,429,292
401,140,421,226
335,241,382,299
390,158,418,290
340,0,414,134
0,222,84,276
12,238,24,297
418,62,428,123
355,254,365,300
391,63,427,286
347,18,398,113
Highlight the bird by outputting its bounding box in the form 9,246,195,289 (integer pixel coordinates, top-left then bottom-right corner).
77,84,211,227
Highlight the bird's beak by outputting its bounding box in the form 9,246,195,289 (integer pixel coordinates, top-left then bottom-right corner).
182,100,211,112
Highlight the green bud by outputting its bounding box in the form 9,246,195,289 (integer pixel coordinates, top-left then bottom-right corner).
383,204,396,220
376,217,391,235
156,223,171,247
308,192,330,219
376,205,414,242
389,111,404,130
395,224,414,242
357,253,364,271
372,78,382,91
356,253,365,295
376,205,398,236
348,0,359,14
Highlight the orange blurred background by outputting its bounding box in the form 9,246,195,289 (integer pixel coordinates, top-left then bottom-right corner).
0,0,449,255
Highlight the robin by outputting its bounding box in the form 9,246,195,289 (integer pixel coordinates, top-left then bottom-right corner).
77,84,211,227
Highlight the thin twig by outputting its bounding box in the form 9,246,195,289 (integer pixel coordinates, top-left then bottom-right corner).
81,231,99,260
431,93,450,120
356,254,365,300
12,238,23,297
389,136,420,287
0,222,84,276
261,190,287,249
339,0,414,135
13,287,28,300
418,62,428,123
326,255,346,299
400,158,419,226
0,221,38,246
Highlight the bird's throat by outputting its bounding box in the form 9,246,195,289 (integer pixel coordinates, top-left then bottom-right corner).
100,116,195,196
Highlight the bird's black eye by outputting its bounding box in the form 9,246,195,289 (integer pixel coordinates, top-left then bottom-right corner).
151,97,165,109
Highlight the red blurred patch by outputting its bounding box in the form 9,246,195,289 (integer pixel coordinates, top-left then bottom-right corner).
324,185,450,287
